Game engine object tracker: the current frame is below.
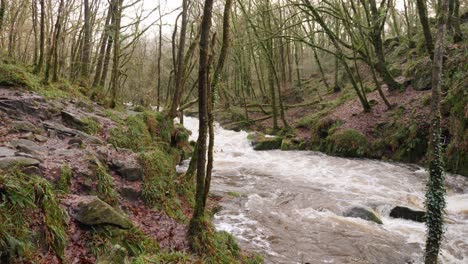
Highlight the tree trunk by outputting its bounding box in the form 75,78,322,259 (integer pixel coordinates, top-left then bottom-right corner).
416,0,435,57
425,0,449,262
110,0,122,108
80,0,91,86
169,0,188,119
189,0,215,251
0,0,5,33
35,0,45,73
44,0,64,83
92,3,112,88
156,7,163,111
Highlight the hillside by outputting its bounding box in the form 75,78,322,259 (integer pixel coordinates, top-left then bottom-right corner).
0,72,260,263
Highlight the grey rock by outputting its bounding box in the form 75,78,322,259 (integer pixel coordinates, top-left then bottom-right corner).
10,139,47,156
0,156,40,169
343,206,383,224
0,147,16,157
35,135,48,142
70,196,132,229
22,166,42,176
43,121,103,145
111,156,143,181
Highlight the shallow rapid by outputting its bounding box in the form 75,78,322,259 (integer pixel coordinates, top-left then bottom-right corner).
179,116,468,264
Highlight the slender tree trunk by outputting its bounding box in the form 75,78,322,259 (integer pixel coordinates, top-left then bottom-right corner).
99,9,114,88
425,0,448,263
80,0,91,86
0,0,5,34
416,0,435,57
169,0,188,119
156,7,163,111
110,0,122,108
35,0,45,73
189,0,215,251
92,4,112,88
44,0,64,83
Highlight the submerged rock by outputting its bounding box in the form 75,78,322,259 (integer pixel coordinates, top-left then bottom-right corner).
70,196,132,229
0,156,40,169
343,206,383,224
390,206,426,223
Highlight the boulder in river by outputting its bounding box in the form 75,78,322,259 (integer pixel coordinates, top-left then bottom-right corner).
343,206,383,224
70,196,132,229
390,206,426,223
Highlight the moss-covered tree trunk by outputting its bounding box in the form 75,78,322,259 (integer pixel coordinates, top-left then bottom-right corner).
110,0,122,108
416,0,435,57
92,2,112,88
44,0,65,84
0,0,4,34
425,0,449,262
189,0,215,251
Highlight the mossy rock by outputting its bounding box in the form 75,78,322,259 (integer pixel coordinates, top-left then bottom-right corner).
70,196,132,229
96,244,128,264
325,128,369,158
410,57,432,91
249,133,283,151
281,138,305,151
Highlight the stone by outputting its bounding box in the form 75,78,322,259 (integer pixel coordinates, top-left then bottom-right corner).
96,244,127,264
70,196,132,229
69,138,84,145
390,206,426,223
34,135,48,143
22,166,42,176
249,133,283,151
0,156,40,169
61,110,85,128
343,206,383,224
119,186,141,201
411,58,432,91
0,147,16,157
10,139,47,156
43,121,103,145
9,120,43,134
111,156,143,181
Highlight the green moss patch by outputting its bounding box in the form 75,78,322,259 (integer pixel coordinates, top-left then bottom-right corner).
325,128,370,158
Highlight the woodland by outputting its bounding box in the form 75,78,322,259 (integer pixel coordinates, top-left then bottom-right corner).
0,0,466,263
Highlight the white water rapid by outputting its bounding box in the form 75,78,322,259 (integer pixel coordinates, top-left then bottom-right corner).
178,116,468,264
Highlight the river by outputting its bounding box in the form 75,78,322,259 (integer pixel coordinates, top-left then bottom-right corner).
178,116,468,264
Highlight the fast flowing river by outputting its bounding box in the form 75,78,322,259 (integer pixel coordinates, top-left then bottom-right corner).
179,116,468,264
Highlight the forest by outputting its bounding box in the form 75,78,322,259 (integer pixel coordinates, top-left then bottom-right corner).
0,0,466,263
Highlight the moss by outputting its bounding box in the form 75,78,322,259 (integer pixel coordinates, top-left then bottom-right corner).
56,165,72,193
0,63,41,89
108,111,173,152
140,149,186,220
0,170,68,262
80,117,102,135
91,158,119,205
227,191,242,198
325,129,369,158
88,226,159,259
249,133,283,151
131,251,196,264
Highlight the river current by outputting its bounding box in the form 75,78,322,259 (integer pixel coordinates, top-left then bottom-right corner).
178,116,468,264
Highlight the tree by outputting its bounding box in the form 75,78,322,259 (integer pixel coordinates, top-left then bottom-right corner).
416,0,434,57
0,0,5,34
34,0,45,73
80,0,91,86
424,0,449,262
110,0,123,108
92,2,113,88
169,0,189,119
188,0,223,254
44,0,65,83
